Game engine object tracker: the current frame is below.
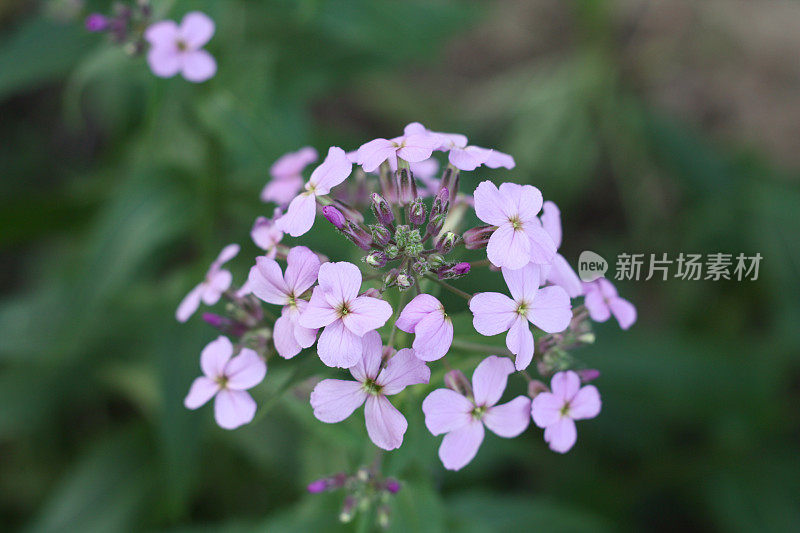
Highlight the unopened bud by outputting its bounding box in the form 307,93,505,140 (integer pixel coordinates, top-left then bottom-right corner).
85,13,109,32
371,193,394,226
527,380,549,398
463,225,495,250
427,253,445,269
444,369,472,396
408,199,426,226
396,272,414,291
385,245,400,259
365,250,387,268
436,231,458,254
576,369,600,383
371,224,392,247
377,505,391,529
577,332,596,345
431,187,450,218
333,200,364,224
307,479,328,493
440,167,460,198
396,168,417,205
437,262,470,280
322,206,346,229
383,268,400,288
361,288,381,299
202,313,248,337
339,496,357,523
410,259,429,275
343,223,373,251
384,479,401,494
426,213,446,237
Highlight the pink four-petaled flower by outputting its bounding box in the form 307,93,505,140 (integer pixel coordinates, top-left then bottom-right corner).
396,294,452,361
354,130,441,173
176,244,239,323
531,370,601,453
184,336,267,429
470,264,572,370
422,356,531,470
261,147,318,206
310,331,430,450
299,262,393,368
248,246,320,359
145,12,217,83
250,208,284,259
404,122,515,172
582,278,637,329
473,181,556,270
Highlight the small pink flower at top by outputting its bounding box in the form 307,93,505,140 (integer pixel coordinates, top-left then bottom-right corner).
470,264,572,370
278,147,352,237
582,278,637,329
310,331,430,450
184,336,267,429
538,201,582,297
299,262,393,368
531,370,601,453
403,122,515,172
395,294,452,361
176,244,239,323
422,356,531,470
248,246,320,359
145,12,217,83
354,129,441,173
473,181,556,270
261,147,318,205
250,209,284,259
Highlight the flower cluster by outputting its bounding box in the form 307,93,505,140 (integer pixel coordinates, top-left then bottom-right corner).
176,122,636,525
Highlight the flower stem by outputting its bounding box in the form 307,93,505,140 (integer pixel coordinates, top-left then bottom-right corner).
423,273,473,301
386,289,410,351
450,339,512,357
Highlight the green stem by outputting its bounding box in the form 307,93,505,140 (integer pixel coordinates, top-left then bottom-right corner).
386,289,410,351
424,273,473,301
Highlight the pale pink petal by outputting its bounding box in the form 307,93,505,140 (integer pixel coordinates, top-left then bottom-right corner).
403,122,428,136
288,300,317,348
214,389,257,430
584,289,610,322
274,313,302,358
396,134,437,162
278,192,317,237
147,46,181,78
422,389,473,435
543,417,577,453
298,287,338,329
473,181,508,226
248,257,289,305
260,177,304,205
569,385,601,420
179,11,215,48
472,355,515,407
395,294,441,332
502,264,541,303
448,146,487,171
343,296,393,336
506,316,534,371
270,146,317,179
499,183,542,222
547,254,582,298
200,336,233,379
308,146,352,194
528,286,572,333
439,420,485,471
610,297,637,330
526,225,557,265
377,348,430,395
540,201,562,249
176,284,203,322
213,243,240,267
224,348,266,390
349,330,383,383
551,371,581,402
469,292,517,336
487,224,531,270
250,216,283,250
310,379,366,423
181,50,216,82
484,396,531,437
144,20,179,46
284,246,320,296
483,149,515,169
364,395,407,450
412,312,452,362
597,278,619,299
184,377,219,409
317,320,362,368
201,270,231,304
317,261,362,305
531,392,563,428
356,138,396,173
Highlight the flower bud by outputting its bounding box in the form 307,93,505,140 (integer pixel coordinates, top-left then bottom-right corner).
410,259,429,275
427,253,445,269
527,380,549,398
383,268,399,288
576,368,600,383
202,313,248,337
440,167,460,198
370,193,394,226
365,250,387,268
322,205,346,229
333,199,364,224
343,223,373,251
426,213,446,238
444,369,472,396
396,168,417,205
385,245,400,259
408,199,426,226
377,505,391,529
339,496,357,523
437,262,470,280
384,479,401,494
371,224,392,247
436,232,458,254
361,288,381,299
396,272,414,291
463,225,495,250
430,187,450,218
85,13,109,32
307,479,328,493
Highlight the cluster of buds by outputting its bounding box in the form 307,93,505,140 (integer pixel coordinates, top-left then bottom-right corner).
307,468,401,529
85,1,152,54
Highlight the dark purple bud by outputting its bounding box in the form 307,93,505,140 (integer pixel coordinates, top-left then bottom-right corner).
436,232,458,254
576,369,601,383
528,380,549,398
307,479,328,493
431,187,450,218
396,168,417,205
365,250,388,268
444,369,472,396
333,199,364,224
202,312,225,329
408,199,426,226
85,13,109,32
370,193,395,226
371,224,392,247
463,225,495,250
322,206,346,229
440,167,460,198
343,223,373,251
385,479,401,494
437,262,470,280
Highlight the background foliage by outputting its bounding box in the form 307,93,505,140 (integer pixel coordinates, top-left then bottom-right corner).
2,0,799,531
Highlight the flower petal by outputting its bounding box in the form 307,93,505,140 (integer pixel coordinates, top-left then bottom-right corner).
551,371,581,402
298,287,338,329
200,336,233,379
396,134,437,163
484,396,531,437
310,379,366,423
506,316,534,371
224,348,266,390
213,389,257,430
395,294,442,332
584,287,610,322
261,176,304,205
499,183,542,222
144,20,179,46
349,330,382,383
412,312,452,362
502,264,541,303
308,146,352,194
422,388,473,435
179,11,215,48
469,292,517,336
181,49,216,83
284,246,320,296
147,46,182,78
213,244,240,267
526,225,557,265
364,395,408,450
529,286,572,333
472,355,515,407
317,320,362,368
487,224,531,270
377,348,430,395
531,392,563,428
540,201,562,249
570,385,601,420
248,257,289,305
483,149,515,169
473,181,508,226
610,297,637,330
289,300,318,348
278,192,317,237
270,146,318,179
176,284,203,322
274,313,302,359
543,417,577,453
250,216,284,250
356,138,396,172
317,261,362,305
343,296,393,337
184,377,219,409
546,254,583,298
200,270,231,304
448,146,486,171
439,420,485,471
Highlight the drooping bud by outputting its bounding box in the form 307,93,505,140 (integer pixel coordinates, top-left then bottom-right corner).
444,369,472,396
85,13,109,32
576,368,601,383
396,272,414,291
370,193,394,226
408,199,426,226
440,167,460,198
365,250,388,268
430,187,450,218
463,225,495,250
426,253,445,269
436,232,458,254
436,262,470,280
396,168,417,205
371,224,392,247
322,206,346,229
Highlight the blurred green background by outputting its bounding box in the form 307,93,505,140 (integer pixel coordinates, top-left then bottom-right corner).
2,0,799,531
